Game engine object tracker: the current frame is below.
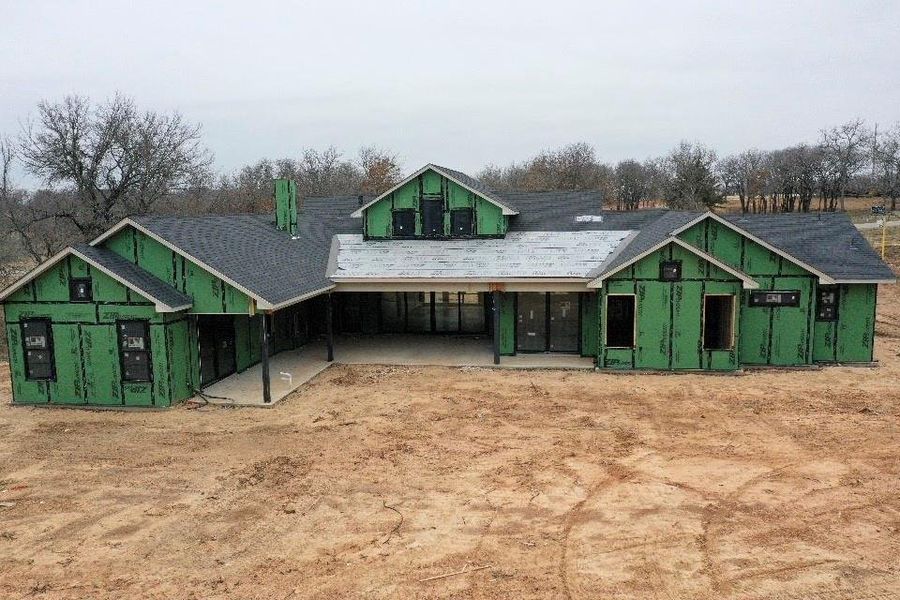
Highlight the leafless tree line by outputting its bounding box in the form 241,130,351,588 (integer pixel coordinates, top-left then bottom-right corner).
1,94,898,269
480,121,900,215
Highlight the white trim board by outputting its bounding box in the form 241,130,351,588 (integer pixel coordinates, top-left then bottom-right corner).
588,236,760,289
0,246,191,312
350,163,518,218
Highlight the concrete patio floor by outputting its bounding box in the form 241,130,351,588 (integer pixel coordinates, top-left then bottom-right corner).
198,334,595,407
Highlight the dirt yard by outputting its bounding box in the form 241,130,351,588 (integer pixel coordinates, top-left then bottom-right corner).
1,281,899,599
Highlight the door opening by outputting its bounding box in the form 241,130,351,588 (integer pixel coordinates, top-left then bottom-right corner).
198,315,237,386
606,295,635,348
703,295,735,350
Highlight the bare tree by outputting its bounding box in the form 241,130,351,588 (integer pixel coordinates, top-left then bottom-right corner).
873,124,900,211
613,160,649,210
358,146,401,195
719,150,767,213
17,94,213,239
819,119,871,211
663,142,723,209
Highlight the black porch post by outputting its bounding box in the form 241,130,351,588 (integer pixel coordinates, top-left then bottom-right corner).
260,313,272,404
326,293,334,362
492,289,501,365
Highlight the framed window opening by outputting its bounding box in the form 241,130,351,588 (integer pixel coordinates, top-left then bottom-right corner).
450,208,474,236
816,286,839,321
703,294,735,350
660,260,682,281
749,290,800,307
118,320,152,383
21,319,55,381
69,277,93,302
391,209,416,238
605,294,636,348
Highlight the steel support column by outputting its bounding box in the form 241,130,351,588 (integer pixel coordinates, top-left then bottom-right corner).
326,293,334,362
260,314,272,404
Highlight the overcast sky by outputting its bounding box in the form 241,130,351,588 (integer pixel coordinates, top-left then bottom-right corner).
2,0,899,183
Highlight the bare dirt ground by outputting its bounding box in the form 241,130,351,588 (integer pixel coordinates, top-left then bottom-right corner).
1,274,899,598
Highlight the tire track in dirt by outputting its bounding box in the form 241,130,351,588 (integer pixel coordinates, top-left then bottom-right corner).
558,463,635,600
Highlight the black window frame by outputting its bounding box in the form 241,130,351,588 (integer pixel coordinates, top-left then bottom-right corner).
117,320,153,383
68,277,93,303
748,290,801,308
21,318,56,381
815,285,839,322
659,260,682,281
391,208,416,238
605,294,636,349
421,196,444,237
450,207,474,236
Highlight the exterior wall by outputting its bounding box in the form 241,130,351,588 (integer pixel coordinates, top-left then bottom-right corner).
598,242,743,371
813,284,877,363
364,169,507,238
678,218,817,366
4,255,197,407
498,292,516,355
103,227,252,314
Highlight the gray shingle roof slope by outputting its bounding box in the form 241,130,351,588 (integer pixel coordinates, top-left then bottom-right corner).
72,243,192,309
131,197,362,306
724,212,896,282
430,164,517,213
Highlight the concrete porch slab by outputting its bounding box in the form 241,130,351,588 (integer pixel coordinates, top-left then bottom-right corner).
198,342,330,407
193,334,595,407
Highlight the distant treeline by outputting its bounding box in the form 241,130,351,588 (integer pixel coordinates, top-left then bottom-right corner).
1,94,898,270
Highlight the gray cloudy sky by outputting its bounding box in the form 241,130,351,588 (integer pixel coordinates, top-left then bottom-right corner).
2,0,899,180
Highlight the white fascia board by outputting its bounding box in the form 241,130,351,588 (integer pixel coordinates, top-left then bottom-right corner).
90,217,276,309
329,277,591,284
350,163,518,218
833,278,896,284
669,211,836,284
587,236,760,289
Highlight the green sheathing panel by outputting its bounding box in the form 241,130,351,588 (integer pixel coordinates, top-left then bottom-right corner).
580,292,598,357
678,217,816,366
598,242,742,371
813,284,877,363
498,292,516,355
103,227,252,314
364,168,508,239
2,254,194,407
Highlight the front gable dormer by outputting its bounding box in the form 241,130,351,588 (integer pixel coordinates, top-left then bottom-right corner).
351,164,517,239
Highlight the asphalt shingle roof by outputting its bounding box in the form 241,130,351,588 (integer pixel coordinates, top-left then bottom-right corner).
133,198,360,307
114,195,893,309
72,244,192,309
724,212,896,282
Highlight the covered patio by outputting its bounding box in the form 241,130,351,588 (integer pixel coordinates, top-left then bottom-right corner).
199,334,595,407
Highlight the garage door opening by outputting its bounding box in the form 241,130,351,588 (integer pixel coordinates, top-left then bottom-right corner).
703,295,735,350
606,295,635,348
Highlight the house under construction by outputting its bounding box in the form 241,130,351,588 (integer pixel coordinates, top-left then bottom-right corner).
1,164,894,407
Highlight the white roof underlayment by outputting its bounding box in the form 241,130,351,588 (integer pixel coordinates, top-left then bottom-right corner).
329,231,634,280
